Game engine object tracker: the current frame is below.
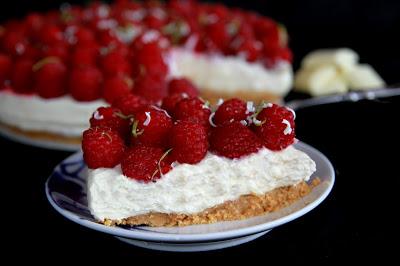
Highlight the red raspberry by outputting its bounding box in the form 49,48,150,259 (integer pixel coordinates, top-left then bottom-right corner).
42,44,70,63
206,22,231,52
90,107,131,137
161,92,188,115
134,74,168,103
97,29,122,47
0,54,12,85
102,75,133,104
167,78,199,97
1,31,29,57
20,44,41,60
39,24,65,46
24,13,44,38
168,0,196,15
100,50,132,77
253,104,295,151
11,58,34,94
144,13,167,30
121,145,172,182
169,120,208,164
82,127,126,169
213,98,249,126
173,97,211,128
133,42,168,78
69,66,103,101
210,122,263,159
262,39,292,65
112,94,148,116
131,106,172,148
254,17,278,39
74,26,96,45
235,38,262,62
33,57,68,98
71,43,99,67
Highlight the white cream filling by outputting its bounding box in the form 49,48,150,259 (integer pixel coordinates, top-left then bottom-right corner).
88,146,316,221
167,48,293,96
0,90,106,137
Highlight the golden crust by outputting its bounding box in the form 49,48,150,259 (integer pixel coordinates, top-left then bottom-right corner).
103,179,320,227
200,89,282,104
0,122,81,145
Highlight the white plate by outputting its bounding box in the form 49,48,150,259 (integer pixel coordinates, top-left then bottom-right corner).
45,141,335,252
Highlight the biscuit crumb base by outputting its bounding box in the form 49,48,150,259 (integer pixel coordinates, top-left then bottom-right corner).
200,89,282,104
103,179,320,227
0,122,81,145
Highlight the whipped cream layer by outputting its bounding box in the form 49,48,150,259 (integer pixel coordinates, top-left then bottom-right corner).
88,146,316,221
0,91,106,137
168,48,293,96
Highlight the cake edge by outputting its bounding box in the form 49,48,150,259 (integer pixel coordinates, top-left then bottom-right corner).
102,178,321,227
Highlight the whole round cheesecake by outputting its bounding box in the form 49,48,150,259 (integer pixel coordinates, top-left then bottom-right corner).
0,0,293,145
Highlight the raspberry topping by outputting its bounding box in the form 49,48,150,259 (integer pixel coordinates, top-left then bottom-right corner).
167,78,199,97
82,127,126,169
169,120,208,164
213,98,249,126
210,122,263,159
131,106,173,148
102,75,133,103
121,145,172,182
252,103,295,151
173,97,211,128
90,106,131,137
33,57,67,99
112,94,148,116
69,66,103,101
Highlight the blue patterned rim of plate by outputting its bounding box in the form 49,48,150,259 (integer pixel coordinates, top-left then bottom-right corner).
45,141,335,243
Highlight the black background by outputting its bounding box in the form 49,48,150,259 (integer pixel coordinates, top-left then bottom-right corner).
1,0,399,263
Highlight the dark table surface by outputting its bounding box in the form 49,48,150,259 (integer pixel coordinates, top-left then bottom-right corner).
2,0,399,262
3,95,399,262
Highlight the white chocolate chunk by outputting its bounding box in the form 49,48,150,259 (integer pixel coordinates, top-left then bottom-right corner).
302,48,359,73
346,64,386,90
294,65,348,96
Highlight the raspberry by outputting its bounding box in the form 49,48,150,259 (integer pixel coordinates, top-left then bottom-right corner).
167,78,198,97
210,122,263,159
90,107,131,137
42,44,70,63
206,21,231,52
168,0,196,15
69,66,103,101
102,75,133,104
121,145,172,182
33,57,68,98
71,43,99,67
173,97,211,128
39,24,64,46
133,42,168,78
112,94,148,116
24,13,44,38
11,58,34,93
169,120,208,164
235,38,262,62
213,98,249,126
134,74,168,103
253,104,295,151
161,92,188,115
1,31,28,57
82,127,126,169
74,26,96,45
254,17,278,39
101,50,132,77
0,54,12,85
144,13,167,30
131,106,172,148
